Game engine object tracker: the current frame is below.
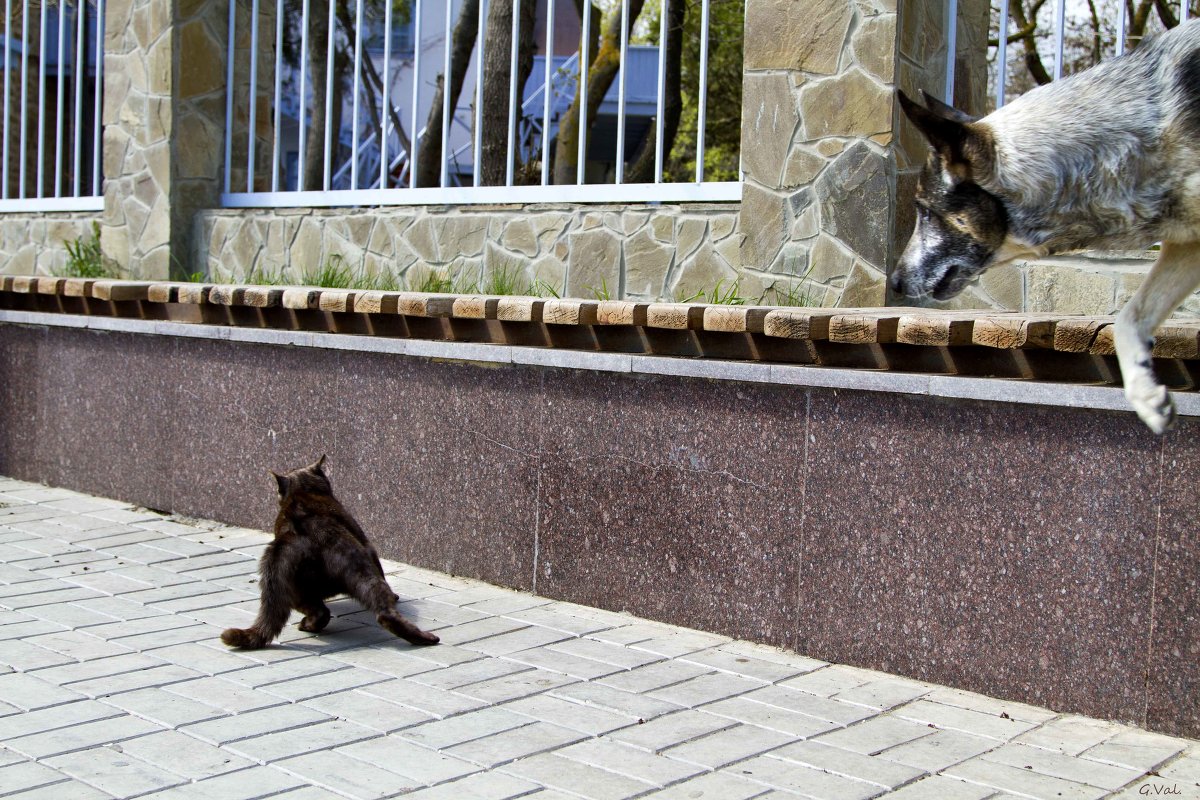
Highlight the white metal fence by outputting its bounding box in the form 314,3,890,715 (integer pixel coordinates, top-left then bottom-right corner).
970,0,1193,109
221,0,743,208
0,0,104,212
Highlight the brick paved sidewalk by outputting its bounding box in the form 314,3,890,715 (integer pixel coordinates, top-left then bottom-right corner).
1,477,1197,800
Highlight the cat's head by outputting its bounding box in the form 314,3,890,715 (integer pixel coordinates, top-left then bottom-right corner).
271,455,333,500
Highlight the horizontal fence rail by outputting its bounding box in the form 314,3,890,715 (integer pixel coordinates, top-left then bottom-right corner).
222,0,743,208
0,0,104,212
968,0,1195,111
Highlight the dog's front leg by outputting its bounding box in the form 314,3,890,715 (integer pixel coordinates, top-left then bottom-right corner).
1114,241,1200,433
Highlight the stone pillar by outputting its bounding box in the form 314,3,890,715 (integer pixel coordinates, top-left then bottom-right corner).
737,0,954,307
100,0,263,279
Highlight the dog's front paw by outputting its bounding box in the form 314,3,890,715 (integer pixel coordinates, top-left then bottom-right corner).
1125,374,1176,434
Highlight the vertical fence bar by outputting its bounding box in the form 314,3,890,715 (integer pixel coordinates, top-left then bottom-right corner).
996,0,1008,107
36,0,45,196
1182,0,1189,22
504,0,519,186
1115,0,1126,54
55,0,66,196
695,0,708,183
576,0,588,185
74,0,85,195
92,0,102,195
473,0,484,186
944,0,957,102
440,0,452,187
18,0,27,198
2,0,11,198
653,0,666,182
1052,0,1065,79
409,0,421,188
247,0,260,192
614,0,627,183
296,0,309,190
350,0,363,189
224,0,235,192
322,0,335,189
540,0,554,185
379,0,391,188
270,0,283,191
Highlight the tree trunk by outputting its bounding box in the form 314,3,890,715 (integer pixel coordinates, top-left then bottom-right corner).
415,0,480,187
1010,0,1051,86
478,0,538,185
303,0,330,190
552,0,646,185
625,0,685,184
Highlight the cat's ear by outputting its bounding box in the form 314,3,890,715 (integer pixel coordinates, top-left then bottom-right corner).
272,471,289,497
313,454,327,474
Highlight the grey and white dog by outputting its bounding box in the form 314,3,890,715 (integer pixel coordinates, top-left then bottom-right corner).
891,18,1200,434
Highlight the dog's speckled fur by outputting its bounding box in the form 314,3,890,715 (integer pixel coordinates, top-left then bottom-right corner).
892,19,1200,433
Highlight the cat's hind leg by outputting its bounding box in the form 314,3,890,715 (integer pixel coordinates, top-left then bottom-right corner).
348,572,439,646
221,555,294,649
295,597,332,633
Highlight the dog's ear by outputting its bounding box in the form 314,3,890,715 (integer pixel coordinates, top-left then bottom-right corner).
898,90,990,182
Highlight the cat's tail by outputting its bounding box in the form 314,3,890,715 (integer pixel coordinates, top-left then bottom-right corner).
221,560,292,649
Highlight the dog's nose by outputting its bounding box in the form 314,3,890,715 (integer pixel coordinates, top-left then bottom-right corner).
888,270,906,297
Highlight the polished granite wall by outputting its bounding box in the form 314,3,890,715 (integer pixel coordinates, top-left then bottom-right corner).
2,322,1196,738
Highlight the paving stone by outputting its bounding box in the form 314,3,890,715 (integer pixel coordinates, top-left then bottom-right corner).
894,700,1041,741
502,605,616,637
0,699,123,739
945,757,1108,799
0,671,88,710
924,686,1060,724
410,657,532,692
559,738,705,786
834,679,933,711
447,721,587,767
779,665,876,697
73,596,171,621
628,629,732,659
501,693,635,737
663,723,795,769
681,646,813,683
167,675,293,714
0,760,72,795
597,659,713,694
984,740,1144,789
64,663,204,698
879,774,995,799
44,745,187,796
401,706,532,749
23,602,125,630
550,681,685,721
357,678,488,719
458,624,571,657
1014,715,1122,756
503,645,626,680
336,735,481,784
144,642,259,675
1081,728,1189,772
4,778,114,800
0,618,63,641
608,709,737,753
647,672,767,708
327,646,462,677
812,715,935,755
550,637,665,670
302,689,435,733
181,702,331,745
771,739,926,788
131,766,305,800
226,719,381,762
637,770,771,799
879,727,999,772
0,638,77,670
388,770,540,800
276,749,423,798
454,667,577,704
258,665,391,702
499,752,655,800
427,616,528,646
99,687,225,728
7,714,163,759
743,685,876,727
701,695,844,739
223,656,352,689
115,729,254,779
727,753,879,800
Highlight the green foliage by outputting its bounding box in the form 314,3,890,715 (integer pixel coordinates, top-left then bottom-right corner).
186,271,207,283
679,278,745,305
528,279,561,299
58,222,117,279
586,278,613,301
350,270,403,291
301,254,354,288
245,265,288,285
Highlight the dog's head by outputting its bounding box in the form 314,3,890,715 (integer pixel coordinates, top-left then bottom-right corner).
890,90,1010,301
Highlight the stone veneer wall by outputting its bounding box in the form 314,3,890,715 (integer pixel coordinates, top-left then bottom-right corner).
0,214,97,276
197,204,794,304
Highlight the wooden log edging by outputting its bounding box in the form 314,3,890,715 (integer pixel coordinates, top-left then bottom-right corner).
2,277,1199,391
